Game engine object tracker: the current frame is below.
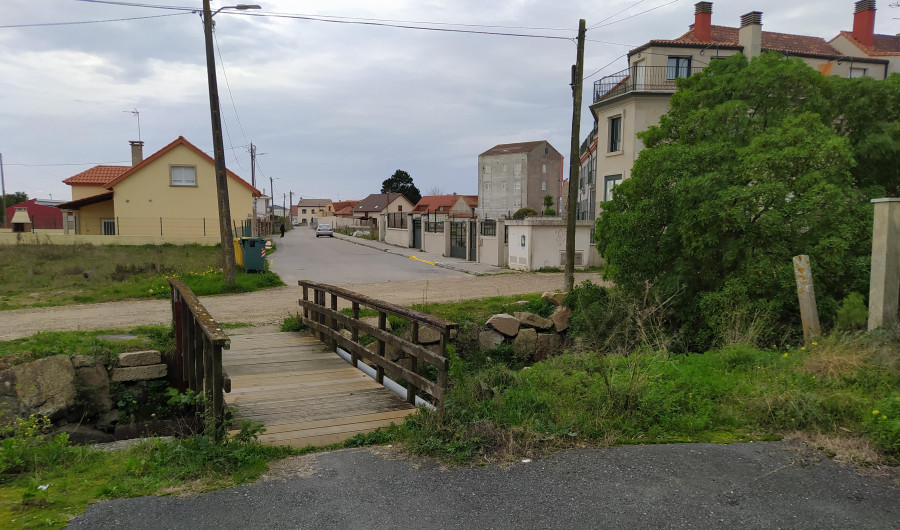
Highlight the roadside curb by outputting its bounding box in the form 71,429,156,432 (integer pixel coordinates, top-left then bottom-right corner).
333,233,507,276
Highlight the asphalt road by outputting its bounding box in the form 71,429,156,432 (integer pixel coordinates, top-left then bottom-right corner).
269,225,466,286
67,443,899,529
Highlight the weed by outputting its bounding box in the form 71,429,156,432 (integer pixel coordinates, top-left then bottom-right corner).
835,292,869,332
280,314,308,333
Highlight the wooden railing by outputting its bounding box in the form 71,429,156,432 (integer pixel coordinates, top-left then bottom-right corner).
298,280,457,408
168,278,230,436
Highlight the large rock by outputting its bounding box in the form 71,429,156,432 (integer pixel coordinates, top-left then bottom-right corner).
514,312,554,331
486,313,520,337
76,365,113,415
110,364,167,382
535,333,562,361
513,328,538,357
479,330,505,350
118,350,161,367
551,306,572,333
0,355,76,421
542,291,568,306
416,326,443,345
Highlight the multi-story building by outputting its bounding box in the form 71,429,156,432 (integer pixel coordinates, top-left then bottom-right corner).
294,198,334,226
578,0,899,221
477,140,564,219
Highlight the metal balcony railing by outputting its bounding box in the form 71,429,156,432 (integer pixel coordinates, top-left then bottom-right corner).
593,65,703,103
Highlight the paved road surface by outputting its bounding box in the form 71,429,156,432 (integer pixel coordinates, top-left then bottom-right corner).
67,443,899,529
269,226,466,286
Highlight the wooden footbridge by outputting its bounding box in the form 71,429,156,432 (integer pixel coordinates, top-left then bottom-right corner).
167,279,455,447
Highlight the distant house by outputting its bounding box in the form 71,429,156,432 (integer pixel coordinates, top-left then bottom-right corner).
354,193,413,224
58,137,260,239
332,200,359,218
478,141,564,219
4,198,64,230
413,194,478,221
295,198,335,225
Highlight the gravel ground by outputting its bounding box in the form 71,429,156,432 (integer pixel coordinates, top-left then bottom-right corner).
0,272,605,341
67,442,899,529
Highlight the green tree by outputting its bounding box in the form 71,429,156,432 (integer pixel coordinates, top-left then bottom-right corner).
542,194,556,215
381,170,421,204
596,53,890,350
512,207,538,220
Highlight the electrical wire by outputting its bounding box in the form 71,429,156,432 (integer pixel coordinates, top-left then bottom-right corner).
213,28,248,171
5,160,130,166
587,0,649,30
71,0,194,11
0,12,188,29
589,0,681,29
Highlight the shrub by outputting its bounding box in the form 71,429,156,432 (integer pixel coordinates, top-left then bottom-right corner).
835,292,868,332
866,392,900,458
281,313,307,332
511,207,538,220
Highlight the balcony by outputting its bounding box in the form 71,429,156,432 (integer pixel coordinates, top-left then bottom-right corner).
579,126,597,157
593,65,703,104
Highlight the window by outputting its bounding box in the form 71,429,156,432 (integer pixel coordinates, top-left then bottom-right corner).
483,165,491,175
302,209,307,214
604,175,622,202
541,181,547,191
101,219,115,236
398,205,402,212
666,56,691,80
484,181,491,190
850,67,867,79
608,116,622,153
542,163,547,174
514,182,521,190
544,147,549,154
501,181,507,190
514,199,521,208
170,165,196,186
514,162,522,174
483,199,490,208
502,164,508,173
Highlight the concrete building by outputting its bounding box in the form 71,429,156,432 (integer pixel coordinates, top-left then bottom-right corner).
578,0,900,222
477,141,564,219
294,198,334,226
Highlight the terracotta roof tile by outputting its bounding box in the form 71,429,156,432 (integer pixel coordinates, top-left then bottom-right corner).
296,198,333,207
413,195,461,213
332,200,359,213
63,165,130,186
657,25,842,57
834,31,900,56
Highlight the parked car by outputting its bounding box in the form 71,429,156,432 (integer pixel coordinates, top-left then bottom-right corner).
315,223,334,238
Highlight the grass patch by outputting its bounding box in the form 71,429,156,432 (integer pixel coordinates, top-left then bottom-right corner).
0,243,284,311
409,293,550,327
280,314,308,333
0,326,172,367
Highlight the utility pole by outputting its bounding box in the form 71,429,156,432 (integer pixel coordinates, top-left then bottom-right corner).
289,190,293,224
564,19,586,292
250,142,257,235
269,176,274,218
0,153,6,228
202,0,236,285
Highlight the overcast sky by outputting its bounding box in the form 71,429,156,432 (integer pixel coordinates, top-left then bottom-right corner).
1,0,897,204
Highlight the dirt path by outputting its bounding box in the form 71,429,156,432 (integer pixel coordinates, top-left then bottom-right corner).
0,272,605,341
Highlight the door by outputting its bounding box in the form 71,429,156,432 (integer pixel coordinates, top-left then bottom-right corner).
449,221,466,259
413,218,422,249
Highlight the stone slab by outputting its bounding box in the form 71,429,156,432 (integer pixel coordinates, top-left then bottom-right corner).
110,364,167,382
118,350,162,367
487,313,520,337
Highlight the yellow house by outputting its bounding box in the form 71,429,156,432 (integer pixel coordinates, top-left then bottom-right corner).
59,137,261,240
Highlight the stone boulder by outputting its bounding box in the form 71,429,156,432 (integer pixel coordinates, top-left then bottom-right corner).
479,330,505,350
117,350,161,367
75,364,113,415
542,291,568,306
0,355,76,421
514,312,554,331
486,313,520,337
535,333,562,362
417,326,443,345
111,364,167,382
513,328,537,357
550,306,572,333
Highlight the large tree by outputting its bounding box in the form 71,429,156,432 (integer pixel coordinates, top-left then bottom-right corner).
381,170,421,204
595,53,899,350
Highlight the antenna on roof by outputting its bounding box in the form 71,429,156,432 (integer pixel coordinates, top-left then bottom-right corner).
123,109,141,141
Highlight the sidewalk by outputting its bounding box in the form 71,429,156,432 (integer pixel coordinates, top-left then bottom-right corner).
333,233,509,276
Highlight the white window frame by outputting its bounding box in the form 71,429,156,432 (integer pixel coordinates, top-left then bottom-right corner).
608,116,622,153
514,182,521,190
483,181,491,190
101,218,116,236
604,174,622,202
170,165,197,187
541,181,547,191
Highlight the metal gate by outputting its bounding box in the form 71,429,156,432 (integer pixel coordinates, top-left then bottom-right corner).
449,221,467,259
468,220,477,262
413,218,422,249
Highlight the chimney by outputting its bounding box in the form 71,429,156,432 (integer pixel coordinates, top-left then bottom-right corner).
738,11,763,58
852,0,876,48
694,2,713,42
129,140,144,166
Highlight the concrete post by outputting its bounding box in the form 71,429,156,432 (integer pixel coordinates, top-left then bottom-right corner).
443,220,451,257
868,198,900,330
497,218,506,267
407,212,414,248
793,254,821,344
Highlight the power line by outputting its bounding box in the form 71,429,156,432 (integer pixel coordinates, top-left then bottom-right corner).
214,27,250,150
589,0,681,29
587,0,649,30
71,0,194,11
0,12,188,29
6,160,130,166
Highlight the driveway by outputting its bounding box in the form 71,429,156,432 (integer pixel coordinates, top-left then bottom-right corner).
67,442,899,529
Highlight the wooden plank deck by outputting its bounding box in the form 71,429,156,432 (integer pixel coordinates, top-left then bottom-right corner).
223,331,415,447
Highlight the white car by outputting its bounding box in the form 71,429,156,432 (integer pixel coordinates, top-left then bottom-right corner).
315,224,334,237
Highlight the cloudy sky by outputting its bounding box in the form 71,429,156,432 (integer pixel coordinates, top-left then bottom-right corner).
1,0,897,204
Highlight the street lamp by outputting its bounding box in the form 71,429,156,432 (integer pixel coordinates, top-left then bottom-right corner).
202,1,260,286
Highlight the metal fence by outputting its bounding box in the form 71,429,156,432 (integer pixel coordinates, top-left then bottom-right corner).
481,219,497,237
386,212,408,229
593,65,703,102
425,221,444,233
